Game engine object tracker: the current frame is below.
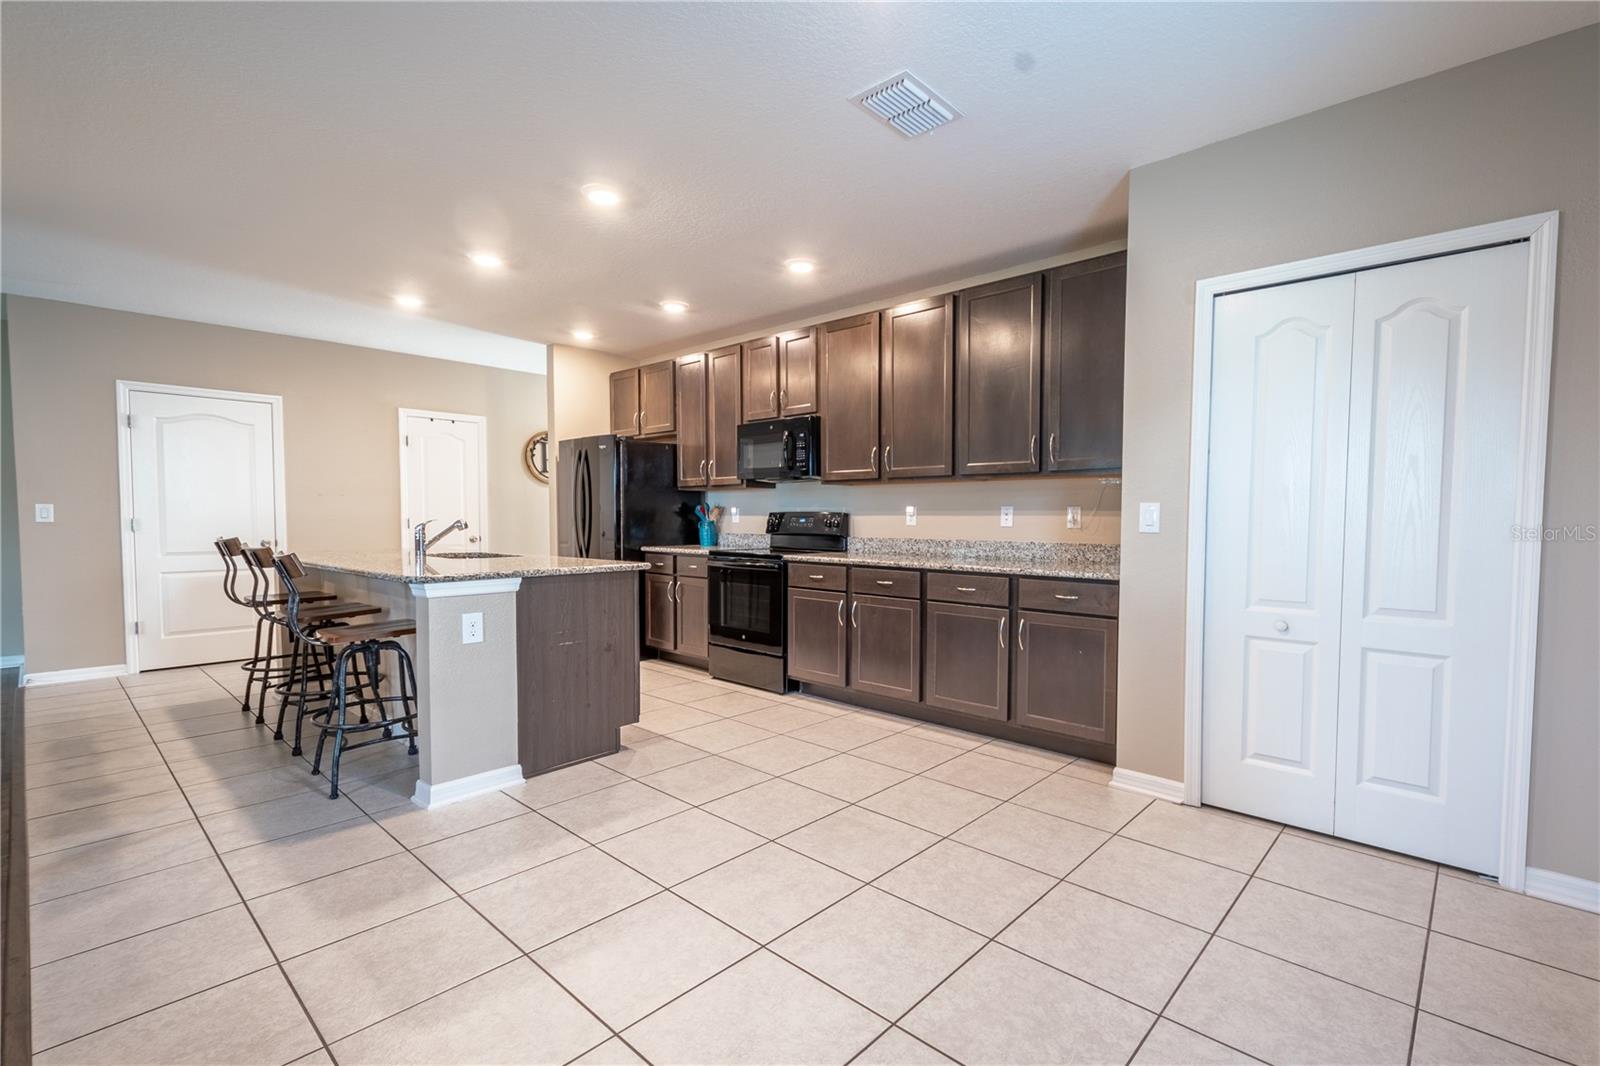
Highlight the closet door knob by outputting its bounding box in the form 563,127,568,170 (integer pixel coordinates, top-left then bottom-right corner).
1274,620,1289,633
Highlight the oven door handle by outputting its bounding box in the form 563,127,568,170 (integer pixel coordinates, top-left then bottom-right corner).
709,559,782,572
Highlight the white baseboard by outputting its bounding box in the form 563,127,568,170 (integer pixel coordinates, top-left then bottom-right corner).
412,763,524,809
1524,867,1600,913
0,655,24,669
1111,767,1186,804
22,664,129,687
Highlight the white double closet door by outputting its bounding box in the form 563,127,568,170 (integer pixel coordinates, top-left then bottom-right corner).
1202,242,1531,874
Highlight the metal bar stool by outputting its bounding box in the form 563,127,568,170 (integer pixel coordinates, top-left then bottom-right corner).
274,552,419,798
240,546,384,752
215,537,336,719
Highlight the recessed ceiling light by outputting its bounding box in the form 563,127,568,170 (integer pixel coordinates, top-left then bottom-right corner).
658,300,688,315
393,293,424,310
582,184,622,207
467,251,504,269
784,258,816,275
571,328,595,343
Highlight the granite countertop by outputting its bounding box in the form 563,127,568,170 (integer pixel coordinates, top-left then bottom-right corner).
640,542,1119,582
300,550,649,583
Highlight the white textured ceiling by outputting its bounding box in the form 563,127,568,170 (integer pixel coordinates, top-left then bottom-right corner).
3,2,1593,362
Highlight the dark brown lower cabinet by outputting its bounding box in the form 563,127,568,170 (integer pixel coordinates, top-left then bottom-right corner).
923,601,1009,721
787,588,846,687
644,573,676,651
848,594,920,701
1012,610,1117,744
676,577,708,660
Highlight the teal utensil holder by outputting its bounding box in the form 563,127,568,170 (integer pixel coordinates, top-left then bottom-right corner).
697,520,718,547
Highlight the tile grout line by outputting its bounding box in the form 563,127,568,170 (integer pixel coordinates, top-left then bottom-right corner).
1407,864,1442,1065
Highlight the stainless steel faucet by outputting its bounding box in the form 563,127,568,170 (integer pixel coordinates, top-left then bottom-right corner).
413,519,468,571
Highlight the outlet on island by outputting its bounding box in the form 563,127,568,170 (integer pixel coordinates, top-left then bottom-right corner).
461,612,484,645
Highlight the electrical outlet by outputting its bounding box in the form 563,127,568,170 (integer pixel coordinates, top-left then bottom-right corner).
461,612,484,645
730,506,740,524
34,503,54,523
905,505,917,527
1139,502,1162,533
1000,506,1014,528
1066,506,1082,530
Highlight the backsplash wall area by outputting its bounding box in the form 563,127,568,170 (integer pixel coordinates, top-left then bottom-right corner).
705,477,1120,544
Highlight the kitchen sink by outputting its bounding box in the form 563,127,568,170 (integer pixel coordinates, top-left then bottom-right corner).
428,551,517,559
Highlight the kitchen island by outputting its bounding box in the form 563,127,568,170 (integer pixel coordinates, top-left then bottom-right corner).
297,550,647,807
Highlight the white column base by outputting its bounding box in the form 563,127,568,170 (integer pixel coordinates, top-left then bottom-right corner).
412,763,525,809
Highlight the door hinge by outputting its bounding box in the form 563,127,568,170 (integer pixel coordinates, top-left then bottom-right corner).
128,517,138,533
124,413,133,429
132,621,141,635
404,434,410,446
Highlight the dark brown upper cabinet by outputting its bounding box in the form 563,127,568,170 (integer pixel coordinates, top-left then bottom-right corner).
1012,610,1117,745
787,587,846,687
881,295,954,478
818,312,882,481
639,360,677,437
777,327,818,416
609,368,640,437
955,274,1043,476
1044,253,1125,473
848,593,920,702
741,335,780,422
923,601,1009,721
707,345,743,486
674,352,708,488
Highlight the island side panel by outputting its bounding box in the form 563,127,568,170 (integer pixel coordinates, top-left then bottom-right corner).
411,586,522,796
517,571,641,776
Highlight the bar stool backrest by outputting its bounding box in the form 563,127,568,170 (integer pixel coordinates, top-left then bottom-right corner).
271,552,319,645
214,537,249,607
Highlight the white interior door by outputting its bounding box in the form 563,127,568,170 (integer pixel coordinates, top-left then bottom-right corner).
1202,274,1355,831
128,388,281,669
1333,243,1530,873
402,412,484,552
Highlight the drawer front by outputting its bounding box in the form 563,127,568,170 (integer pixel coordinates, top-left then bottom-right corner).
643,553,676,574
676,555,708,577
1016,577,1118,617
788,562,846,591
850,567,921,599
925,572,1009,607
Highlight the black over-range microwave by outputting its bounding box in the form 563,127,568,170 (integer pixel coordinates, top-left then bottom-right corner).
736,415,820,482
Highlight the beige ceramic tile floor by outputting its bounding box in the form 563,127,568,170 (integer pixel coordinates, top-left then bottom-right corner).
22,659,1600,1065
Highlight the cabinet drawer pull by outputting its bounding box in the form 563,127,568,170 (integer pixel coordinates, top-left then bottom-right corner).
837,599,844,626
874,579,894,587
1030,433,1038,463
998,615,1006,649
870,445,879,473
770,389,776,410
850,601,858,629
1049,432,1059,465
955,586,977,593
1018,616,1026,651
1054,593,1080,601
807,573,826,581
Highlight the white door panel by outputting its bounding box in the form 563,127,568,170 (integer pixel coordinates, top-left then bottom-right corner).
129,390,279,669
402,414,484,552
1333,242,1530,872
1202,274,1355,831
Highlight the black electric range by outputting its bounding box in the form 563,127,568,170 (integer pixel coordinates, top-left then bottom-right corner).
706,511,848,692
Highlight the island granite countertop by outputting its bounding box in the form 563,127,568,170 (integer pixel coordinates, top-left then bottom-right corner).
300,550,649,583
640,541,1119,582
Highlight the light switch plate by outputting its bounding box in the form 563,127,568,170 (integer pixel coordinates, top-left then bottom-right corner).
1139,502,1161,533
1066,506,1082,530
730,506,740,524
34,503,54,523
1000,506,1014,528
905,505,917,526
461,612,484,645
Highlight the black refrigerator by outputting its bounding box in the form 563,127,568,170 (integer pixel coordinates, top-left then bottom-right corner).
556,435,702,559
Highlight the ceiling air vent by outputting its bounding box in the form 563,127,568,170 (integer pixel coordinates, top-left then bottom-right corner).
852,73,960,138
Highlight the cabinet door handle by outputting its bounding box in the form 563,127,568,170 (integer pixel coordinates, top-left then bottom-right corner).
1054,593,1080,601
851,601,858,629
635,410,642,432
699,458,707,480
837,599,845,626
1049,433,1058,465
708,459,716,480
998,615,1006,649
770,389,777,411
1018,616,1026,651
883,444,891,471
1030,433,1038,464
874,580,894,587
955,586,977,593
870,445,879,473
780,388,787,408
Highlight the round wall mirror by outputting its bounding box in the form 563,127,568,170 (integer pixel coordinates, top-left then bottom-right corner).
523,431,550,484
